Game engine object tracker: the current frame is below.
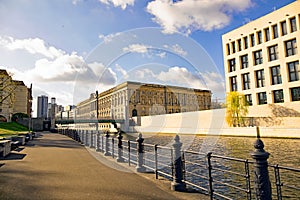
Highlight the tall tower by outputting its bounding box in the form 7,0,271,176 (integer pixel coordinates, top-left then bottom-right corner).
37,95,48,119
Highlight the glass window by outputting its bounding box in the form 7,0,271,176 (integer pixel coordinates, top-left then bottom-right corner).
290,17,297,32
257,31,262,44
226,43,230,55
273,24,278,39
240,54,248,69
268,45,278,61
228,58,236,72
242,73,251,90
281,21,287,36
237,39,242,51
245,94,252,106
271,65,282,85
230,76,237,91
256,69,265,88
250,34,255,47
291,87,300,101
288,61,299,82
264,28,270,42
273,89,284,103
244,36,248,49
232,41,236,53
257,92,267,105
253,50,263,65
285,38,297,57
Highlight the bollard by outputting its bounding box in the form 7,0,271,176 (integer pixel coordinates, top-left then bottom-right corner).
136,133,145,172
104,131,111,156
171,135,186,191
85,130,89,146
117,131,124,162
251,127,272,200
89,131,94,148
96,131,101,152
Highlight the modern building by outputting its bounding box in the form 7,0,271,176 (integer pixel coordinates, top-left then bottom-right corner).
37,95,48,119
75,81,211,131
222,1,300,126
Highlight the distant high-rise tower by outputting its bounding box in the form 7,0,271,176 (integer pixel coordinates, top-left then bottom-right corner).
37,95,48,119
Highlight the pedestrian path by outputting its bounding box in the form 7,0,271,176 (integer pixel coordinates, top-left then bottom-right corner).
0,133,206,200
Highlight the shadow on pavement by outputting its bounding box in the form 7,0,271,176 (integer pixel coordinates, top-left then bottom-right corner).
0,153,26,160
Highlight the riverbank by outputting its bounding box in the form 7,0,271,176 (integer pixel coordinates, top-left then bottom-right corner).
130,126,300,139
0,132,207,200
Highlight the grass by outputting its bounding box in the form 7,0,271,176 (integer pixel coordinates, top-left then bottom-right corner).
0,122,28,139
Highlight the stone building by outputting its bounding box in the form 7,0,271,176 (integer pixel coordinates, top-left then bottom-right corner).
75,81,211,131
222,1,300,127
0,69,32,121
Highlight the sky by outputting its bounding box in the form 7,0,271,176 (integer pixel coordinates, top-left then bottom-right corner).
0,0,296,117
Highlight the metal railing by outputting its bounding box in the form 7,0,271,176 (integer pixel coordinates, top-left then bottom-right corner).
57,128,300,200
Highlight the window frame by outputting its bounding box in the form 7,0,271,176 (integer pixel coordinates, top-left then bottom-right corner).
268,45,278,61
253,50,263,65
257,92,267,105
288,61,299,82
290,17,297,33
291,87,300,101
285,38,297,57
281,21,287,36
242,73,251,90
256,69,265,88
272,24,279,39
230,76,238,91
271,65,282,85
273,89,284,103
228,58,236,72
240,54,248,69
264,28,270,42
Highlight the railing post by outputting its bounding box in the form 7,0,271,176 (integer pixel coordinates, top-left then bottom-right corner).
154,144,158,179
251,127,272,200
171,135,186,192
104,131,111,156
207,152,214,199
85,130,89,146
89,130,94,148
117,131,124,162
96,131,101,152
136,133,145,172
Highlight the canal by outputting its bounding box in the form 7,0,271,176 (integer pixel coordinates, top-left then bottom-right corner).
123,133,300,199
124,133,300,167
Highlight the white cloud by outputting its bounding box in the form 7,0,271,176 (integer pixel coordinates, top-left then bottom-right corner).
147,0,253,34
98,0,135,10
198,71,225,94
99,32,122,43
0,36,65,59
163,44,187,56
156,66,207,89
123,43,151,54
115,64,129,79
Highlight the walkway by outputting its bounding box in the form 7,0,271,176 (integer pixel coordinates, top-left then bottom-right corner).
0,133,206,200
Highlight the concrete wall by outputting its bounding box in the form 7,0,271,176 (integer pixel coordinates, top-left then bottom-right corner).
17,118,44,131
131,109,300,138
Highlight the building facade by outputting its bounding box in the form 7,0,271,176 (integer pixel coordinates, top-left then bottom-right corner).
75,81,211,131
222,1,300,124
12,80,32,116
0,70,32,121
37,95,48,119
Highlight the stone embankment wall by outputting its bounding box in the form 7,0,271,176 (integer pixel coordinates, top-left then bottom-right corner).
131,108,300,138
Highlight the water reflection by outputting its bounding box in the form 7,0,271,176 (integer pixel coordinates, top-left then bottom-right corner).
124,133,300,167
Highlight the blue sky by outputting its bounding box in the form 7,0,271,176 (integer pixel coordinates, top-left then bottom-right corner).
0,0,295,116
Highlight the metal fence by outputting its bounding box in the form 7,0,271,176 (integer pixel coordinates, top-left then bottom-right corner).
58,128,300,200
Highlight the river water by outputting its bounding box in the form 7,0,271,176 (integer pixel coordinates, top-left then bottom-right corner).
123,133,300,199
125,133,300,167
